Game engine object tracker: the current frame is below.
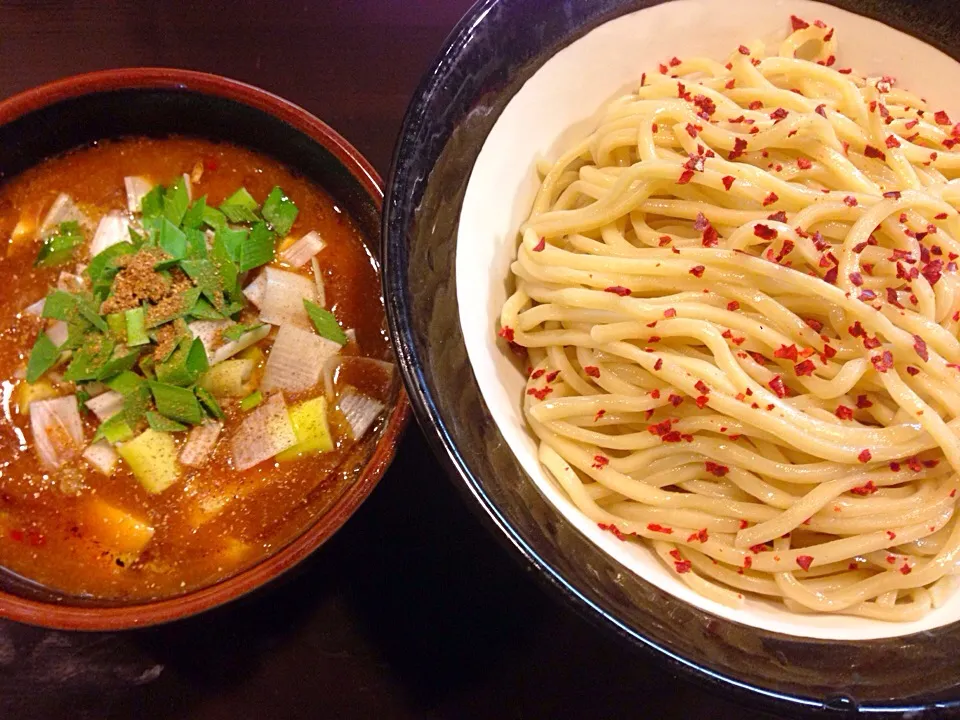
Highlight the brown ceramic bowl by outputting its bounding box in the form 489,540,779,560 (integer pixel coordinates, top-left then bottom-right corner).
0,68,410,630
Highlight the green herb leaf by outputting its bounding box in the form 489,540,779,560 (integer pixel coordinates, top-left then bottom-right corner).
124,307,149,346
63,334,116,382
93,414,135,444
239,390,263,412
219,187,260,223
146,411,188,433
261,186,298,236
158,217,187,259
95,348,142,382
141,185,165,219
26,332,61,383
195,386,225,420
35,221,85,268
222,322,265,342
304,300,347,344
148,381,204,425
239,222,276,272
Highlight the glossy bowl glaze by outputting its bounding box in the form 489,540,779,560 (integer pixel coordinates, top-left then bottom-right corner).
383,0,960,714
0,68,410,630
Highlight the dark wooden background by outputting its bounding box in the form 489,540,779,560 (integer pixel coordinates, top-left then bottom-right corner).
0,2,780,718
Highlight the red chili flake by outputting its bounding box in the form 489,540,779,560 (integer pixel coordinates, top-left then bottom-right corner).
674,559,692,574
739,520,749,530
842,195,858,207
790,157,812,172
527,386,553,401
889,461,901,473
864,145,886,161
814,104,827,119
886,530,897,541
773,344,798,361
658,63,668,74
664,308,677,318
689,265,706,278
924,459,940,468
702,224,719,247
835,405,854,420
871,351,894,374
824,27,835,41
545,370,560,382
856,394,873,409
693,94,716,118
650,389,661,400
741,556,753,573
850,481,878,496
654,358,663,371
762,192,779,207
823,267,838,284
842,140,850,155
658,235,672,247
705,461,729,477
738,45,750,55
936,212,949,220
795,555,814,571
824,55,836,66
651,123,659,134
647,523,673,534
532,237,546,252
913,334,929,362
530,368,545,379
720,175,736,192
648,336,661,343
952,489,958,498
931,151,939,161
605,286,632,296
725,78,735,90
751,224,777,241
748,100,763,111
693,395,707,409
203,157,219,171
677,169,695,185
769,108,788,121
725,301,740,312
922,259,943,286
592,455,609,470
900,563,912,575
684,154,706,173
935,110,952,125
906,365,920,376
794,360,816,377
594,409,606,422
858,289,876,302
848,272,863,287
863,335,881,350
692,380,709,396
597,522,627,540
669,56,682,67
768,375,787,398
498,326,515,342
884,135,901,149
790,15,809,30
584,366,601,379
648,419,673,436
822,345,837,360
858,449,873,463
729,137,748,161
751,58,761,66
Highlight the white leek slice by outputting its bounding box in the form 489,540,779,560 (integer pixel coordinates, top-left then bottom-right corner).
258,267,316,327
56,271,86,293
47,320,69,348
89,211,131,257
182,172,193,202
82,440,119,476
261,324,340,394
85,390,124,422
39,193,89,235
209,325,270,366
180,421,223,468
23,298,45,317
188,320,269,366
124,176,152,214
281,230,325,268
242,271,267,308
30,396,84,469
310,256,326,307
230,393,297,471
339,388,385,440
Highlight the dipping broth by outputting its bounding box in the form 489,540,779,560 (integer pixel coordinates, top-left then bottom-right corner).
0,136,393,600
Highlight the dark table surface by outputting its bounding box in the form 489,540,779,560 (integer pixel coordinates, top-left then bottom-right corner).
0,2,782,718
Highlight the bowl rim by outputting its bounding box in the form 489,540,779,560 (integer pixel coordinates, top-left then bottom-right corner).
0,66,411,631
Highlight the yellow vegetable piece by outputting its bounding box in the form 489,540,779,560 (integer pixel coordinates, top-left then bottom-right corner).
80,497,155,556
16,379,59,415
199,358,255,397
118,429,181,494
276,396,334,461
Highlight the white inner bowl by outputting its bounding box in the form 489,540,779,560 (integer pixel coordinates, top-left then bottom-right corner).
456,0,960,640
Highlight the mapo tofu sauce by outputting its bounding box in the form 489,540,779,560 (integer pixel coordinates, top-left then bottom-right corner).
0,137,393,600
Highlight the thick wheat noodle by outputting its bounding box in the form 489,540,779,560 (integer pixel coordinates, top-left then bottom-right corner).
499,22,960,619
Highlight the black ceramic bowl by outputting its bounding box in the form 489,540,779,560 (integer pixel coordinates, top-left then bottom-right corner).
383,0,960,715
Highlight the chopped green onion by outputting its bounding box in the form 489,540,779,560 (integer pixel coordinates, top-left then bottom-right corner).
93,414,135,444
96,348,142,382
187,337,209,375
222,322,265,342
146,411,188,433
219,187,259,223
41,290,79,321
195,386,225,420
181,195,207,230
76,298,109,333
146,287,201,329
304,300,348,344
76,388,91,412
163,176,190,226
180,259,223,308
35,221,84,268
148,381,205,425
185,228,207,259
125,307,149,346
106,312,126,341
155,337,207,386
261,186,298,236
26,332,61,383
140,185,165,219
187,296,225,321
106,370,151,427
158,217,187,259
211,232,240,300
239,222,276,272
63,335,116,382
215,226,247,262
202,204,227,230
239,390,263,412
138,353,156,380
86,242,135,286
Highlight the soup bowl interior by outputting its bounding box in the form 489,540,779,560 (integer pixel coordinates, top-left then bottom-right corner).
385,0,960,712
0,68,408,629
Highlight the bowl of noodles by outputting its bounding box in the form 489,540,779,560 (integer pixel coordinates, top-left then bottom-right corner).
384,0,960,712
